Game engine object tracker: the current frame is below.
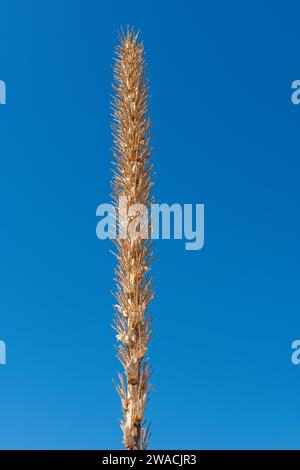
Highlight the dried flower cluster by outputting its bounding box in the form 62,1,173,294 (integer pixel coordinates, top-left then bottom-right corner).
111,28,154,450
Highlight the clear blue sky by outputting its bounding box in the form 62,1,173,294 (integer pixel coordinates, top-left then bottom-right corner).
1,0,300,450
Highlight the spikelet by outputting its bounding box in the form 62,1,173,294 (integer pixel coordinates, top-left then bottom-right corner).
111,27,154,450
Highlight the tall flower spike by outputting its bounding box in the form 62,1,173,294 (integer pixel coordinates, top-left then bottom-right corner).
111,27,154,450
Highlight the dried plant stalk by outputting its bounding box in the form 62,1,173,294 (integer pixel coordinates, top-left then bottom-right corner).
111,27,154,450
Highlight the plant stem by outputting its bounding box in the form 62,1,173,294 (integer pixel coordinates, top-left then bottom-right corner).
111,27,154,450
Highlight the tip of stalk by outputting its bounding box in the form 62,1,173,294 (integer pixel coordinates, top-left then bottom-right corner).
118,25,140,47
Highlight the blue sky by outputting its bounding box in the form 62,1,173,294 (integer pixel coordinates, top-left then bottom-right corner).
0,0,300,449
